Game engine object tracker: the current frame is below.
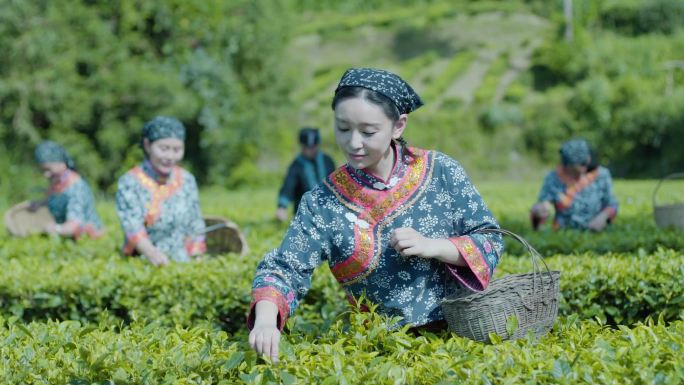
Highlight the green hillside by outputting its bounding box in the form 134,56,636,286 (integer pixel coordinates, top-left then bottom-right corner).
284,4,553,181
2,0,683,200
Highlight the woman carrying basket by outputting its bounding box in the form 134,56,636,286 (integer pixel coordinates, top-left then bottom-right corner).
116,116,206,266
530,139,618,231
248,68,504,362
31,141,105,239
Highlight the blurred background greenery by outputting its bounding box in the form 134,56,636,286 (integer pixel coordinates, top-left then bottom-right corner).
1,0,683,208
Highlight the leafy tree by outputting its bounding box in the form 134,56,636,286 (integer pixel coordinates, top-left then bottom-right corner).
0,0,295,191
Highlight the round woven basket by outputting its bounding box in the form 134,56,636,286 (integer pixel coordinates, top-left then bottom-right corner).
441,228,560,343
203,216,249,256
653,173,684,231
4,201,55,237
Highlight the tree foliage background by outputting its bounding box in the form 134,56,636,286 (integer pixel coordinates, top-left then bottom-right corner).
1,0,683,205
0,0,296,198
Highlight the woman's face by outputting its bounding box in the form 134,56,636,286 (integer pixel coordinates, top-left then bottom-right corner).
334,97,406,177
564,164,587,179
144,137,185,175
301,144,319,160
40,162,67,184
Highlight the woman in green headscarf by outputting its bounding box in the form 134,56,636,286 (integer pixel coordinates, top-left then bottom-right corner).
115,116,206,266
33,141,104,238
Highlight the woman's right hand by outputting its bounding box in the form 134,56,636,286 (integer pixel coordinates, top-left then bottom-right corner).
135,238,170,266
248,301,281,363
531,201,551,218
275,207,288,222
147,251,170,266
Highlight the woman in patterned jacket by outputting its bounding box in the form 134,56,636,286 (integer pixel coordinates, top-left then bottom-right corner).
530,139,618,231
116,116,206,266
32,141,104,239
248,68,504,362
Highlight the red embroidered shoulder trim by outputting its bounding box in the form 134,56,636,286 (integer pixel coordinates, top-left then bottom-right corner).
556,167,599,211
325,149,433,285
49,170,80,195
129,166,184,227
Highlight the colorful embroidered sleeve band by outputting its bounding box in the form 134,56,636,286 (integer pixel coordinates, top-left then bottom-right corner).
248,287,290,331
66,220,105,240
248,193,328,330
185,236,207,256
122,228,150,255
438,152,502,292
446,233,500,291
603,206,617,221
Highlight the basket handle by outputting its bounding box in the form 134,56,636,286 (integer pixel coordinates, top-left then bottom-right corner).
652,172,684,208
472,227,556,293
195,222,229,235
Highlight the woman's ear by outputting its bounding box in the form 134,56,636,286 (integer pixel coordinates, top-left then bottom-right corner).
392,114,408,140
143,138,151,155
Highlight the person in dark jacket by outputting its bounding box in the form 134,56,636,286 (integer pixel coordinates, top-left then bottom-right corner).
275,128,335,221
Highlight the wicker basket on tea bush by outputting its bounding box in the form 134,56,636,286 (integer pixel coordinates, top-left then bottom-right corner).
4,201,55,237
441,228,560,343
653,173,684,231
202,216,249,256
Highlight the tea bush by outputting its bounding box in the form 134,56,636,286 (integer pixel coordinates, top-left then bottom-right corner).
1,242,682,329
1,313,682,384
1,181,682,381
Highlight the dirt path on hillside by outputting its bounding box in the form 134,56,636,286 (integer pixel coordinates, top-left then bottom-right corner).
493,37,544,103
290,11,551,114
428,12,550,107
440,49,499,106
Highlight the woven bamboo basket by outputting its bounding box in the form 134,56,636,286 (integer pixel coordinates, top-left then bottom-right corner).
4,201,55,237
441,228,560,343
653,173,684,231
203,216,249,256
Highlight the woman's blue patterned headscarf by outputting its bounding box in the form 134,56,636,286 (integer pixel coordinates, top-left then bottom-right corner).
560,139,591,166
334,68,424,114
34,141,75,169
140,116,186,157
142,116,186,145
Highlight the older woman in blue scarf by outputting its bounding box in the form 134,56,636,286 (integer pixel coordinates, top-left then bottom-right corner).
33,141,104,238
115,116,206,266
531,139,618,231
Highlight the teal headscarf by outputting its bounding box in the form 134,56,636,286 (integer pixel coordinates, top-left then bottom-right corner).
34,141,75,169
560,139,591,166
141,116,186,148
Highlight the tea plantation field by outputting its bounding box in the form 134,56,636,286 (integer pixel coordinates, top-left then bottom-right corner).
1,180,683,384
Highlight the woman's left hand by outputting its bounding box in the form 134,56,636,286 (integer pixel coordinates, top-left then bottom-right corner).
390,228,464,264
587,212,608,232
389,228,439,259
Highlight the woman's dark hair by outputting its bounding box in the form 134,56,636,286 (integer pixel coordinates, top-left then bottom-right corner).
332,86,414,157
332,86,400,122
587,146,598,172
